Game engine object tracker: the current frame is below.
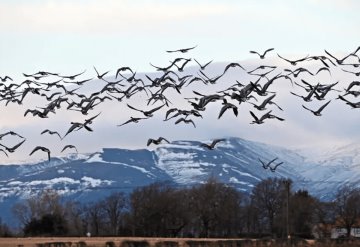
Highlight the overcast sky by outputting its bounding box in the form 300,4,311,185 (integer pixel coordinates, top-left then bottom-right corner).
0,0,359,163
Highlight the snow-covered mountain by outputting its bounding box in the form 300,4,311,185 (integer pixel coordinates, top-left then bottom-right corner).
0,137,359,226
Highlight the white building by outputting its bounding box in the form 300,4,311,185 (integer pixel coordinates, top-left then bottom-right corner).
331,227,360,239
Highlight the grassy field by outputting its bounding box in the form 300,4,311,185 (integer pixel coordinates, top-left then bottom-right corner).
0,237,359,247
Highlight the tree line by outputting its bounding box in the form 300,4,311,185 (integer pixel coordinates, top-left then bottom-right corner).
2,177,360,238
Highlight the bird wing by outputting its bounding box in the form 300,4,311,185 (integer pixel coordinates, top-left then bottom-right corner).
175,118,185,125
218,105,230,119
263,94,276,106
148,104,165,114
318,100,331,113
260,110,273,121
233,106,238,117
85,112,102,123
164,108,178,120
159,137,170,143
258,158,266,167
270,101,283,111
10,139,25,151
117,118,134,127
263,48,274,56
127,104,142,112
63,123,81,138
29,146,41,156
249,111,259,121
186,119,196,128
0,149,8,157
290,92,303,98
211,139,225,148
52,131,62,139
61,145,77,153
146,139,154,146
302,105,314,113
268,157,278,166
249,50,261,56
277,54,291,63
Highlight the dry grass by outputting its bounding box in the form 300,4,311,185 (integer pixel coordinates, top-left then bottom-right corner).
0,237,359,247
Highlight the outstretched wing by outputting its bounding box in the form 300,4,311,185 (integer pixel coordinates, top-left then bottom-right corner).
318,100,331,113
127,104,142,112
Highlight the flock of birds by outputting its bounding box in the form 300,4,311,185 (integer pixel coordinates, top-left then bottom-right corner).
0,45,359,172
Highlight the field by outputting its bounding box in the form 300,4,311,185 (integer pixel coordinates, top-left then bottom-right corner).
0,237,359,247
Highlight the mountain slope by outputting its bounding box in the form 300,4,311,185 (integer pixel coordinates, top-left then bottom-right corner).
0,137,359,226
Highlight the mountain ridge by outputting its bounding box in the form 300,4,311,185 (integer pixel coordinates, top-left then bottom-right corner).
0,136,359,226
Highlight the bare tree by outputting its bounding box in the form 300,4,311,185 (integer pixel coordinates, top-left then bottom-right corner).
289,190,317,238
12,189,64,228
101,192,128,236
188,177,244,237
84,201,105,236
251,178,288,236
129,182,190,237
334,186,360,237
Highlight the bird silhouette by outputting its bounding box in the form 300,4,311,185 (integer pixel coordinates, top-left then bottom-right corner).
269,162,283,172
346,81,360,92
302,100,331,116
337,95,360,108
41,129,62,139
93,66,110,80
0,76,13,82
166,45,197,53
174,118,196,128
60,70,86,80
200,139,226,150
29,146,51,161
249,94,283,111
61,144,78,153
0,131,24,140
147,137,170,146
218,99,238,119
249,48,274,59
0,139,26,153
194,59,213,70
250,110,284,124
277,54,309,65
259,157,278,169
127,104,165,117
117,117,148,127
342,69,360,77
324,50,355,65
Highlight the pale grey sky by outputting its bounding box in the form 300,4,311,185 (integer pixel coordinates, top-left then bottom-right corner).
0,0,359,163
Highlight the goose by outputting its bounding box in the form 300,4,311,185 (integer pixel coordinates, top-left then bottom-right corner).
302,100,331,116
270,162,283,172
127,103,165,117
218,99,238,119
194,59,213,70
29,146,51,161
41,129,62,139
147,137,170,146
249,94,283,111
166,45,197,53
117,117,148,127
277,54,309,66
0,139,26,153
200,139,226,150
61,145,78,153
259,157,278,169
249,48,274,59
174,118,196,128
